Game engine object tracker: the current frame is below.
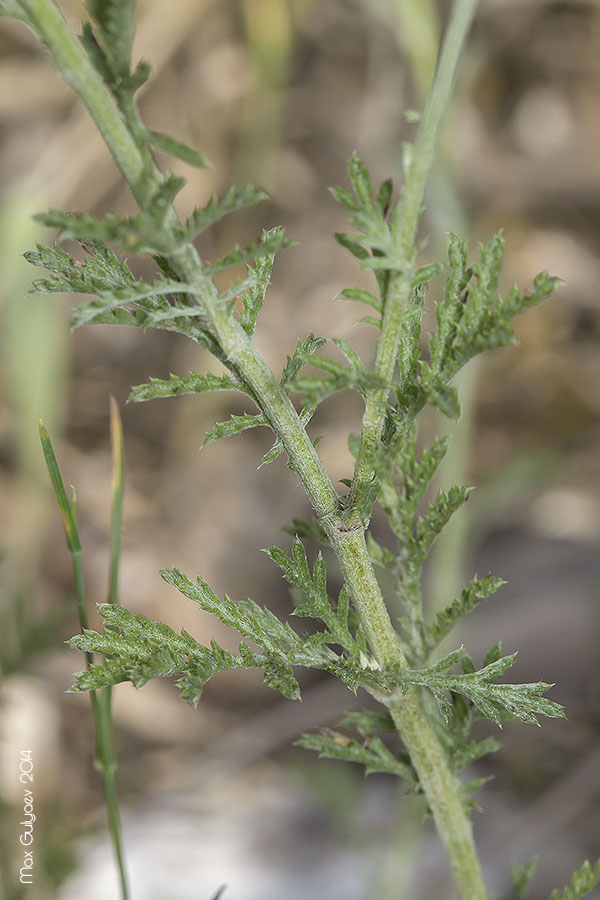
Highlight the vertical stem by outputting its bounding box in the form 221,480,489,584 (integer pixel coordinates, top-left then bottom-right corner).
349,0,479,518
388,693,486,900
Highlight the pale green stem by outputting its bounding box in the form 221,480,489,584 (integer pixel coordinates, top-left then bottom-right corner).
349,0,478,519
18,1,486,896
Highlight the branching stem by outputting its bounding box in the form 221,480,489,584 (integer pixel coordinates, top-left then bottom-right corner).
20,1,486,896
349,0,479,521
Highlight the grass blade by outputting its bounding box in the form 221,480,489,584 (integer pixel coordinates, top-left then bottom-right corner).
39,421,130,899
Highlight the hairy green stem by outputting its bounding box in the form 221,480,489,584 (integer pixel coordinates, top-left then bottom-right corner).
388,693,485,899
20,1,486,896
349,0,478,520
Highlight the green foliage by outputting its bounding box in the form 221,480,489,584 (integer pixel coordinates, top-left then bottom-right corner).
70,602,295,704
264,538,365,655
85,0,136,84
298,708,416,783
205,228,292,277
296,728,416,782
129,372,251,404
70,558,382,700
187,185,269,238
10,2,572,895
428,573,506,649
38,423,82,556
496,858,541,900
146,130,209,169
497,861,600,900
401,649,565,727
547,860,600,900
204,412,269,446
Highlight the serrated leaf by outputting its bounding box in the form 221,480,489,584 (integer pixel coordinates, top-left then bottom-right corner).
403,651,565,727
204,412,269,445
296,730,415,782
187,185,269,238
87,0,135,78
451,736,502,772
264,538,360,653
412,261,443,287
129,372,250,404
420,366,461,419
280,333,327,391
33,209,180,255
239,228,280,336
205,229,291,276
68,602,284,704
413,485,471,562
504,858,539,900
547,860,600,900
428,574,506,648
348,153,373,205
158,567,367,695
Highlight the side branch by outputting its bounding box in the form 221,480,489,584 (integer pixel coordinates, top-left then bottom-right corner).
349,0,479,522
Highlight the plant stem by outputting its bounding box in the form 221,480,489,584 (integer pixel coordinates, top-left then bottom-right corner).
24,1,486,895
349,0,478,520
39,424,130,899
388,693,485,900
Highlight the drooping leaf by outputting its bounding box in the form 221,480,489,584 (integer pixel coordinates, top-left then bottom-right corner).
296,730,415,781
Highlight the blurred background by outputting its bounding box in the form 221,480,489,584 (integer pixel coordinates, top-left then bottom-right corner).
1,0,599,898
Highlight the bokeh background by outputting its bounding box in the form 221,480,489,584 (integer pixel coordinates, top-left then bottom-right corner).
1,0,599,898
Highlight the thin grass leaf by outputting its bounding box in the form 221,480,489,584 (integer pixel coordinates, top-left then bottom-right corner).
38,422,82,557
108,398,124,608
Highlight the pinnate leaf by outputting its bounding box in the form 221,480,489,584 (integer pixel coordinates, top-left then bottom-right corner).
428,574,506,648
204,412,269,445
547,860,600,900
187,185,268,237
129,372,251,404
